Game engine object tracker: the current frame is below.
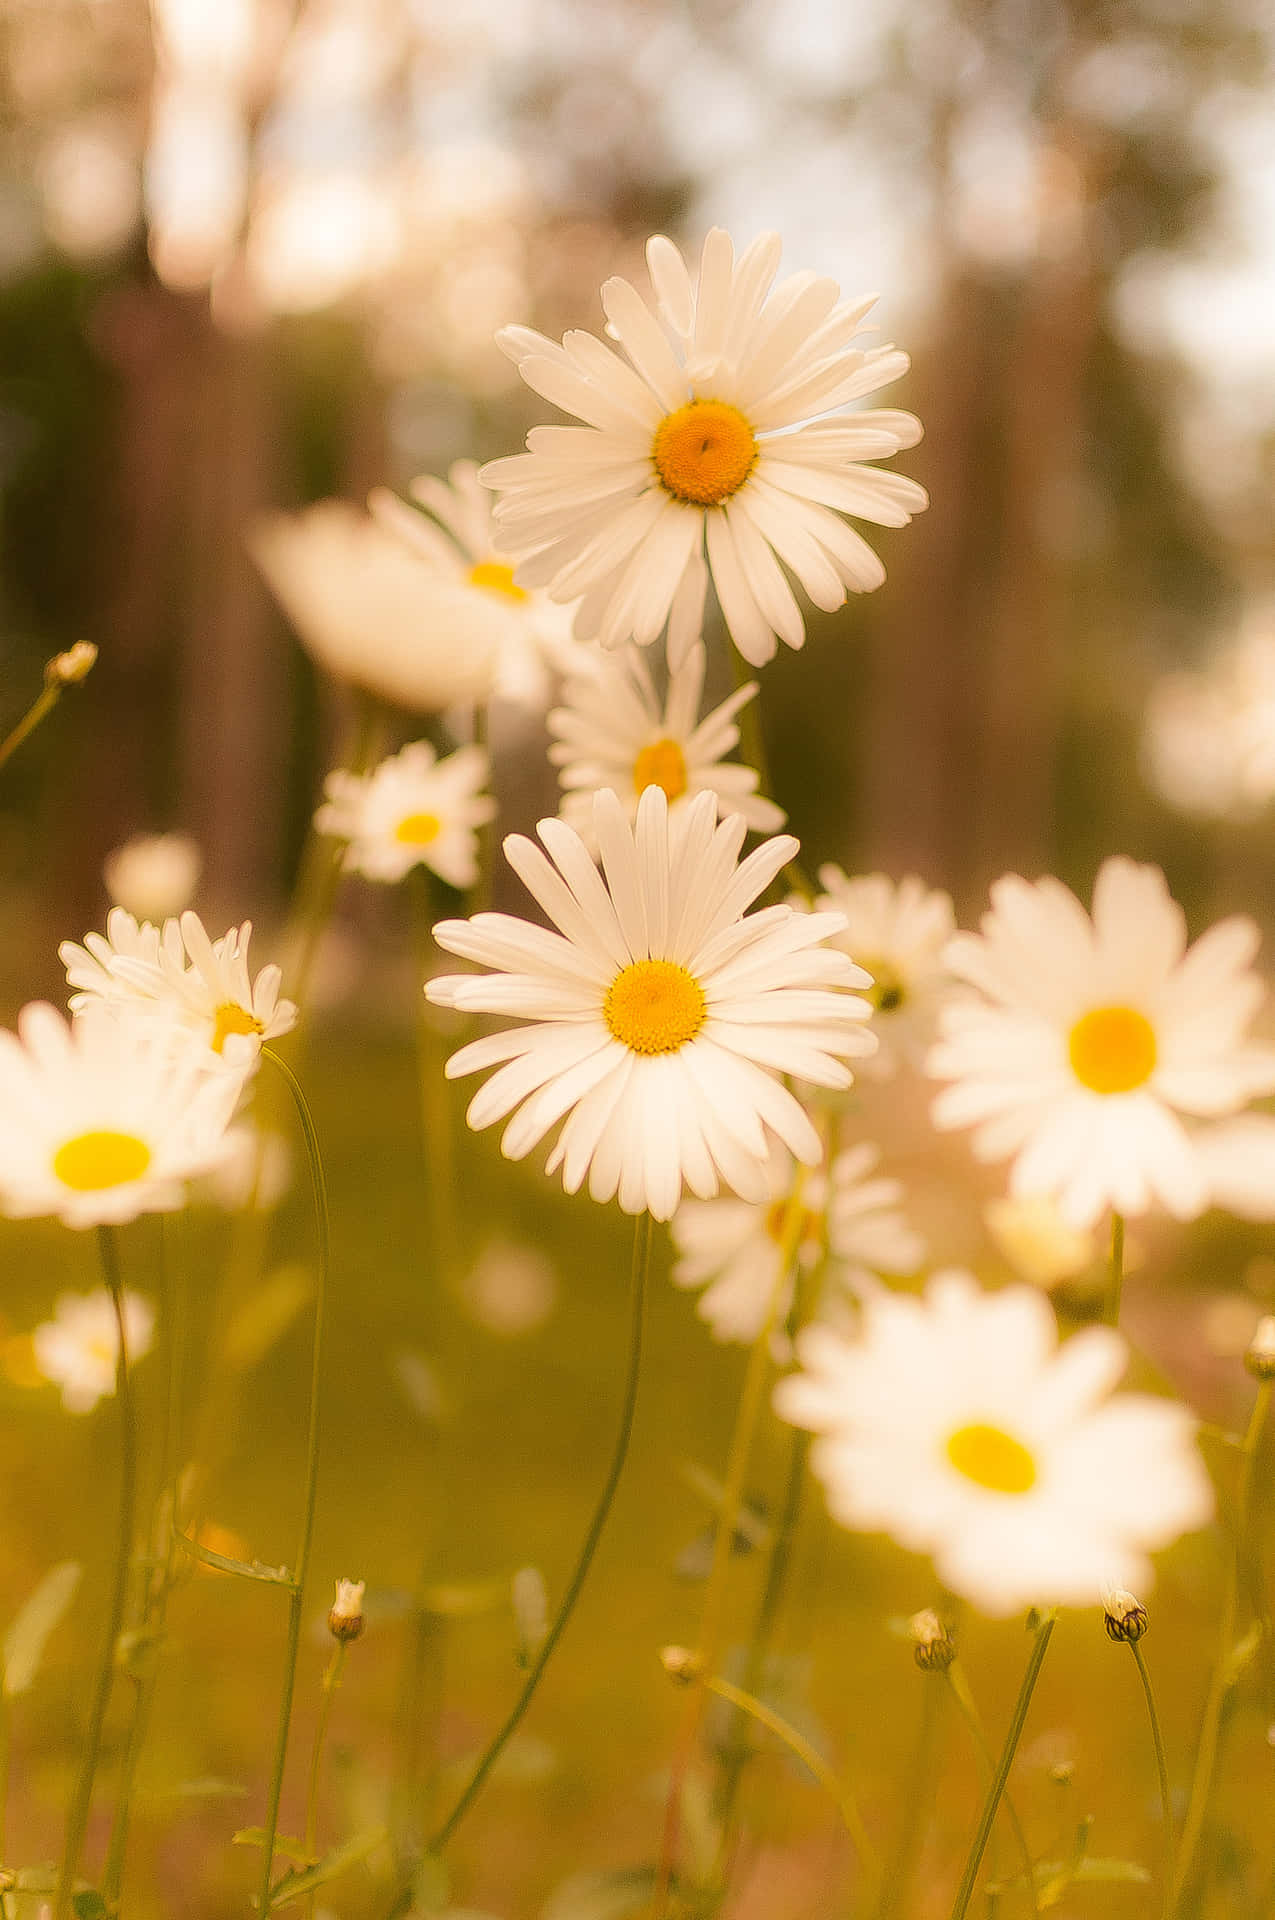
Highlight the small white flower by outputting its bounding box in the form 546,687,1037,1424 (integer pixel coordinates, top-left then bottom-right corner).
102,833,201,923
315,741,496,890
250,500,501,712
369,461,587,706
0,1003,238,1228
928,858,1275,1228
32,1287,155,1413
483,228,926,668
61,909,165,1013
774,1270,1214,1616
548,639,785,846
670,1140,923,1346
814,868,955,1076
426,785,876,1221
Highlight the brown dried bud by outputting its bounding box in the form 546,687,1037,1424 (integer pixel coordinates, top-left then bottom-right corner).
327,1578,365,1642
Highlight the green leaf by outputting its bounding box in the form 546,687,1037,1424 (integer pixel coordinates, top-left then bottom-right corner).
173,1531,294,1587
3,1561,81,1698
261,1824,388,1910
222,1263,312,1370
232,1828,313,1865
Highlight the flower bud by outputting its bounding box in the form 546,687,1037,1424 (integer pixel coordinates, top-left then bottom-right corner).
909,1608,956,1672
45,642,97,688
327,1578,366,1642
659,1644,703,1685
1245,1314,1275,1381
1102,1586,1148,1643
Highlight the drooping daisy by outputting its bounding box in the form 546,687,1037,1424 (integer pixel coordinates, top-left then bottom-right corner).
426,786,876,1221
482,228,927,668
773,1270,1213,1615
813,868,955,1077
250,500,502,712
315,741,496,889
547,639,786,847
670,1141,923,1346
927,858,1275,1228
32,1287,155,1413
369,461,586,706
103,832,201,922
0,1003,239,1228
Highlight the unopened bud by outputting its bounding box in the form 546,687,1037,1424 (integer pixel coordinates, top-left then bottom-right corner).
327,1577,365,1642
1246,1315,1275,1381
659,1644,703,1685
909,1608,956,1672
45,642,97,688
1102,1586,1148,1643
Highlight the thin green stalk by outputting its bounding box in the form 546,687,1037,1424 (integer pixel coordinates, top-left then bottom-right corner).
1128,1640,1173,1920
945,1661,1039,1918
55,1228,138,1920
874,1670,947,1920
946,1616,1056,1920
1172,1380,1272,1918
702,1672,879,1882
0,684,59,773
425,1209,652,1857
288,695,386,1011
727,650,810,900
1104,1212,1125,1328
303,1642,349,1920
257,1050,330,1920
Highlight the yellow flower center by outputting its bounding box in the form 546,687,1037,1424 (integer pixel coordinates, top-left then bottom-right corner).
467,559,528,603
945,1422,1038,1494
212,1002,265,1055
53,1129,152,1193
632,737,688,802
394,811,443,846
861,958,906,1014
764,1198,822,1247
652,399,758,507
604,959,706,1055
1068,1005,1157,1095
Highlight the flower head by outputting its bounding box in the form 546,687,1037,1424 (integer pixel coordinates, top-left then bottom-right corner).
103,833,202,923
426,786,875,1220
328,1578,366,1642
548,639,785,847
482,228,926,667
928,858,1275,1228
0,1003,238,1228
814,869,955,1077
61,909,165,1013
774,1270,1213,1615
32,1287,155,1412
316,741,496,889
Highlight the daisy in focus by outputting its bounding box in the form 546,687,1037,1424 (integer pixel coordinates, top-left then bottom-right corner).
61,909,164,1012
0,1003,239,1228
370,461,585,706
814,868,955,1076
773,1270,1213,1615
928,857,1275,1228
482,228,927,667
671,1141,923,1346
32,1287,155,1413
547,638,785,844
315,741,496,889
426,785,876,1221
103,832,201,922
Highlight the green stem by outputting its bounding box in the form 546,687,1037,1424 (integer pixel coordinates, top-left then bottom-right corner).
1172,1380,1272,1917
55,1228,138,1920
303,1642,349,1920
702,1672,879,1881
946,1616,1055,1920
0,683,60,773
727,651,810,900
1104,1212,1125,1328
425,1209,652,1856
945,1661,1039,1918
257,1051,331,1920
1128,1640,1173,1920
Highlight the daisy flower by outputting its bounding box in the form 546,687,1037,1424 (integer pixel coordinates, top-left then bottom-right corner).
103,832,201,923
32,1287,155,1413
369,461,586,706
547,638,785,845
671,1141,923,1346
773,1270,1213,1616
927,858,1275,1228
250,500,501,712
0,1003,239,1228
814,868,955,1076
426,785,876,1221
61,909,165,1012
482,228,927,668
315,741,496,889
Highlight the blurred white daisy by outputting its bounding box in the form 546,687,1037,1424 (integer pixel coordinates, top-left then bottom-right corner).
547,639,785,846
426,785,875,1221
250,500,501,712
62,909,164,1013
671,1141,923,1346
32,1287,155,1413
928,858,1275,1228
773,1270,1213,1615
482,228,926,667
103,832,201,923
0,1003,238,1228
814,868,955,1076
369,461,586,707
315,741,496,889
1141,604,1275,821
